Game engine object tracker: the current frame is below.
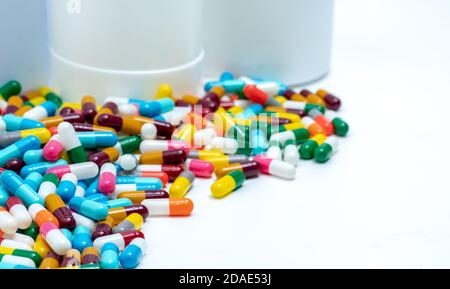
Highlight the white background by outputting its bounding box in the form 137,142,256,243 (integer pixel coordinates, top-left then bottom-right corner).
140,0,450,268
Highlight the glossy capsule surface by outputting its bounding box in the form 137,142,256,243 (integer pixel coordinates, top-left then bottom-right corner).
169,171,195,198
108,205,149,225
215,161,260,179
69,197,109,221
211,170,245,199
113,213,143,233
119,237,146,269
140,149,187,165
141,198,193,216
117,190,169,205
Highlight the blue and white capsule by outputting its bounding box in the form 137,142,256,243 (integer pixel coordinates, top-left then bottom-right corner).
72,225,93,252
0,170,43,207
2,114,44,130
139,99,174,118
56,173,78,202
23,101,58,121
119,237,147,269
0,135,41,167
68,197,109,221
100,243,120,269
77,132,118,149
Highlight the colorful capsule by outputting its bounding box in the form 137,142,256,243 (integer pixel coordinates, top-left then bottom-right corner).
39,251,60,269
33,234,52,258
24,172,43,192
314,136,339,164
2,114,44,130
299,134,327,160
141,198,193,217
108,205,149,225
17,222,39,241
326,111,349,137
41,113,85,128
96,114,143,135
60,249,81,267
56,173,78,202
69,197,109,221
89,136,141,167
0,246,41,266
269,128,310,145
299,89,326,107
71,122,116,133
39,222,71,255
113,213,143,234
23,100,58,121
206,155,249,169
42,135,64,161
302,116,324,136
77,132,118,149
98,164,116,196
215,161,260,179
184,159,214,178
139,140,189,154
0,206,19,234
169,171,195,198
6,197,32,230
93,230,144,251
72,226,93,252
1,170,43,207
43,192,77,230
308,109,334,136
283,139,300,167
0,128,51,148
20,160,67,178
81,247,100,265
0,80,22,101
282,101,325,114
129,115,175,138
134,165,184,182
92,216,115,240
28,204,58,228
140,123,157,140
0,232,35,248
316,89,342,111
117,190,169,205
0,253,36,268
81,96,97,123
119,237,146,269
105,198,133,209
139,99,175,118
0,135,41,167
100,243,120,269
140,149,187,165
211,170,246,199
46,162,99,180
116,154,139,171
23,149,45,165
58,122,88,163
4,158,24,174
113,177,163,195
254,155,296,180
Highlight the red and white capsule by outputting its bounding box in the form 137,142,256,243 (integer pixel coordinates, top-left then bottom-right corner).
98,163,116,195
0,206,19,234
139,140,189,154
254,155,296,180
93,230,144,251
6,197,32,230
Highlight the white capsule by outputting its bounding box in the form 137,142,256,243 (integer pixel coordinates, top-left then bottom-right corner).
58,122,82,151
256,82,281,96
0,209,19,234
0,116,6,132
68,162,99,180
38,180,58,200
93,233,126,251
0,255,36,268
139,140,187,153
71,211,96,232
194,128,217,147
0,238,32,250
118,104,139,116
8,202,32,230
282,100,306,111
141,199,170,216
104,96,129,106
0,233,35,247
270,130,296,145
140,123,157,140
117,154,139,171
208,137,238,154
283,143,299,167
23,106,48,121
266,142,283,161
268,160,297,180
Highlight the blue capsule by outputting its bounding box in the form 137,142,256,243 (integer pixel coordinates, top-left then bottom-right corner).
23,149,45,165
119,238,146,269
60,228,74,244
139,99,174,118
85,193,109,203
85,177,99,197
2,114,44,130
220,72,234,82
0,184,9,207
250,128,269,156
69,197,109,221
77,132,118,149
236,104,264,119
105,198,133,209
24,172,43,192
20,160,68,178
101,243,120,269
0,135,41,167
72,225,93,252
0,170,43,207
57,173,77,202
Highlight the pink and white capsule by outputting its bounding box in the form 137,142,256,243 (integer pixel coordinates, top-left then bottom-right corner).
99,163,116,195
43,135,64,161
6,197,32,230
0,206,19,234
40,221,72,255
46,162,99,180
184,159,214,178
254,155,296,180
139,140,189,154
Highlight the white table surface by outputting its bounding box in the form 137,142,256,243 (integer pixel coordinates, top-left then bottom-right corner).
139,0,450,268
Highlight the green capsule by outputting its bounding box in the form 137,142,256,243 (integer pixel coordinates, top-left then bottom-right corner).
299,140,319,160
292,128,310,144
23,101,36,108
332,117,349,137
118,136,141,154
45,92,63,109
314,137,339,164
305,103,326,114
18,222,39,241
0,80,21,101
2,249,42,266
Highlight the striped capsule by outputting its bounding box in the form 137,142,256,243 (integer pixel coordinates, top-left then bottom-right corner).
140,149,187,165
283,139,300,167
254,155,296,180
93,230,144,251
113,213,143,234
40,222,71,255
39,251,60,269
215,161,260,179
57,122,88,163
211,170,246,199
100,243,120,269
69,197,109,221
81,247,99,265
117,190,169,205
33,233,51,258
314,137,339,164
141,198,193,216
119,237,146,269
92,216,115,240
0,206,19,234
98,163,116,195
56,173,78,202
299,134,327,160
108,205,149,225
73,226,93,253
169,171,195,198
5,197,32,230
134,165,184,182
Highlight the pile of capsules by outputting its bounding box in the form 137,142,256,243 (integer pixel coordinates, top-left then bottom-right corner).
0,71,349,269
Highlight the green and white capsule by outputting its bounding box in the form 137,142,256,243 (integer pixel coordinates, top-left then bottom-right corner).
283,139,299,167
314,136,339,164
269,128,310,145
266,140,283,161
326,111,350,137
58,122,88,164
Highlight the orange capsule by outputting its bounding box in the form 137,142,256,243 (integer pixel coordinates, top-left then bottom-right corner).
117,190,170,205
28,204,59,227
141,198,194,216
302,116,325,136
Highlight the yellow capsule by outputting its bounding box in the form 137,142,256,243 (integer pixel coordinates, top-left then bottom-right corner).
306,93,326,106
192,150,224,160
113,213,144,233
155,84,174,100
62,102,83,110
282,122,304,131
311,133,327,145
33,234,52,258
14,106,32,116
276,112,302,123
228,106,244,116
0,247,15,255
7,96,23,107
290,94,307,102
211,175,237,199
21,128,51,144
181,95,200,105
22,90,42,100
274,96,287,104
210,86,226,98
39,86,54,97
169,171,195,198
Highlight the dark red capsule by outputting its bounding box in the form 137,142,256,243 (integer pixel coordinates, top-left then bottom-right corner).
59,107,76,116
89,151,111,167
91,223,113,240
96,114,123,132
82,97,97,124
5,158,25,174
284,89,296,99
53,207,77,230
60,113,85,124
